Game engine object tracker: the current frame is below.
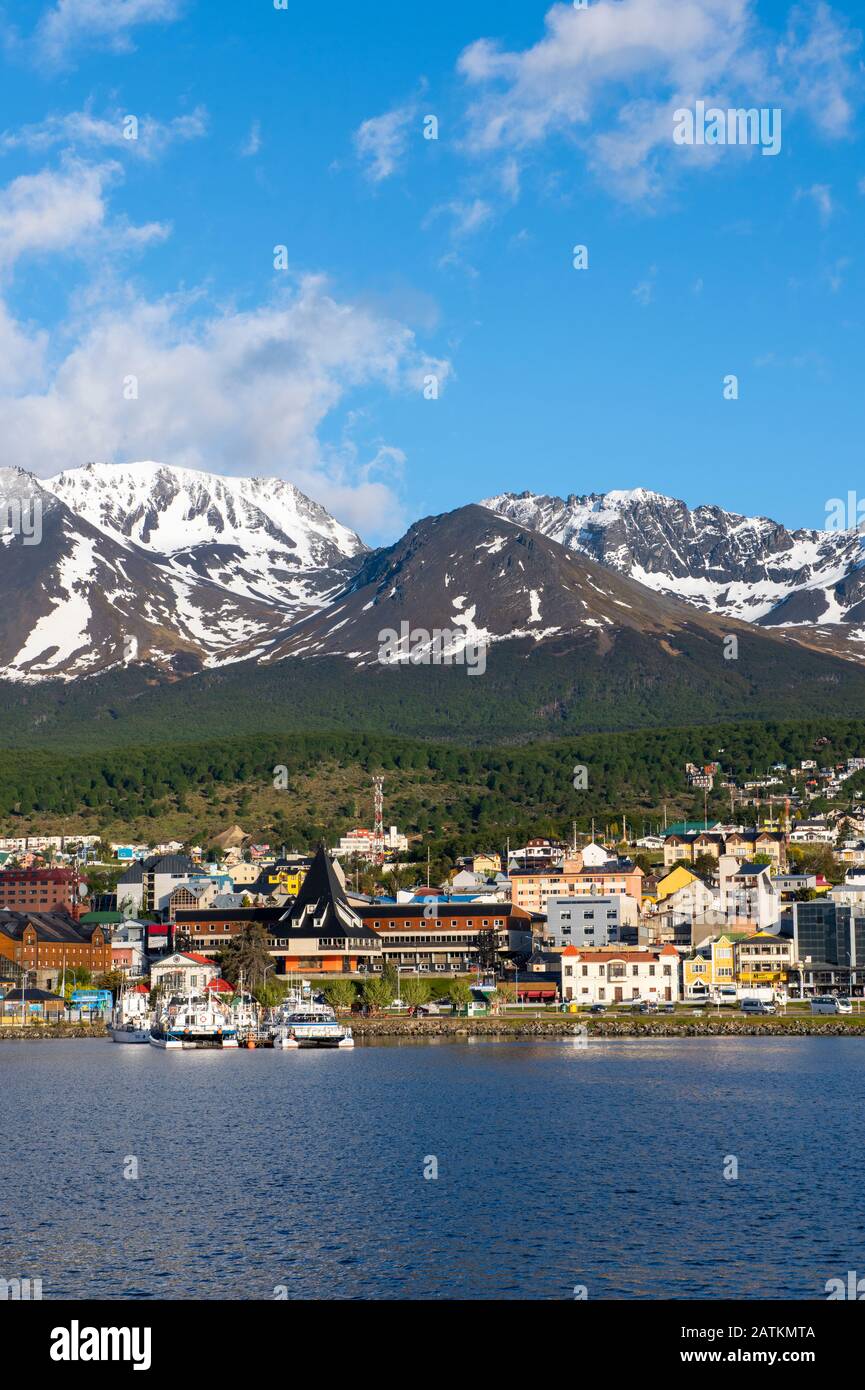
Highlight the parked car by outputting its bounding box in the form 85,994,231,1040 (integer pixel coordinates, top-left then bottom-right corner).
587,1002,607,1014
659,1003,675,1014
417,1002,441,1016
741,999,775,1015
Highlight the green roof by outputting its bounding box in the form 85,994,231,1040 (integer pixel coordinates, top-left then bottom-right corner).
79,911,124,924
666,821,712,836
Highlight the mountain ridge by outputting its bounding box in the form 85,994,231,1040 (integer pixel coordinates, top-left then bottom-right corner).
4,461,865,694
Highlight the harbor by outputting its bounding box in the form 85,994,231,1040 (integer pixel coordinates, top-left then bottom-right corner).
2,1033,863,1302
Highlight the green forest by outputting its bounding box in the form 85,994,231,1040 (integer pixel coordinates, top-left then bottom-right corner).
2,717,864,854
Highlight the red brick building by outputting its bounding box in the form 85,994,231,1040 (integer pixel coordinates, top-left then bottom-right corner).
0,911,110,991
0,868,76,913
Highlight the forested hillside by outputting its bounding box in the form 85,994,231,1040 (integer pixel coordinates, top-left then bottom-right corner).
2,719,863,851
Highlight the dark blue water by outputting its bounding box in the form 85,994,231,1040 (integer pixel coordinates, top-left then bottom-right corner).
1,1036,862,1299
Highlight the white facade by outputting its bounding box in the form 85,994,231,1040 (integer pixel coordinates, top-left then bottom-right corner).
334,826,409,858
830,872,865,907
579,841,613,868
150,953,219,993
560,946,680,1004
717,859,780,929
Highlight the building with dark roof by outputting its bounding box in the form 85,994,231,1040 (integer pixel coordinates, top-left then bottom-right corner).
173,905,286,955
0,911,110,991
268,847,382,975
356,900,532,973
0,987,66,1022
117,855,197,916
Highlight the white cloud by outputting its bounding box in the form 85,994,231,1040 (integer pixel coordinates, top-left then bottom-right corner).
0,275,449,537
428,197,494,239
0,105,208,161
33,0,184,67
796,182,834,223
456,0,862,201
0,146,446,537
241,121,262,158
777,2,861,138
354,104,416,182
0,159,167,271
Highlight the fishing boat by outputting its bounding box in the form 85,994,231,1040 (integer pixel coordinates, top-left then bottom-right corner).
270,998,354,1049
107,988,152,1044
230,975,262,1047
149,993,239,1049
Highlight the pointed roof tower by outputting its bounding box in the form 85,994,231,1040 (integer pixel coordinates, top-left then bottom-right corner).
274,844,380,942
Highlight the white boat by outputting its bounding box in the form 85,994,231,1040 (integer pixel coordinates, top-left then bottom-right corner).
149,993,239,1049
108,989,152,1044
230,975,262,1046
270,998,354,1049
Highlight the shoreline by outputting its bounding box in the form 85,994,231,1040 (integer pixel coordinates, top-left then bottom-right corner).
4,1016,865,1041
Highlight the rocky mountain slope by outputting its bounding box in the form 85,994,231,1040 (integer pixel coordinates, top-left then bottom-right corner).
0,463,367,682
482,489,865,629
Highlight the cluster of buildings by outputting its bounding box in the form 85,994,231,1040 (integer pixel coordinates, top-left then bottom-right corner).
6,798,865,1011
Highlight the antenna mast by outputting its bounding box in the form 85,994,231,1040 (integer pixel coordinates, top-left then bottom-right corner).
373,776,385,866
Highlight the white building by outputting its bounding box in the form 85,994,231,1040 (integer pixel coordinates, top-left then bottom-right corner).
150,952,220,994
790,822,835,845
830,871,865,907
716,858,780,930
578,840,615,868
333,826,408,859
559,944,680,1005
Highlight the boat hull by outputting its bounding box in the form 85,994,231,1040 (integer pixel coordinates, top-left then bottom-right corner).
108,1025,150,1044
149,1033,239,1049
272,1032,354,1049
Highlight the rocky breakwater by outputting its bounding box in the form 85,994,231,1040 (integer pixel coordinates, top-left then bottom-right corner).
349,1015,865,1040
0,1023,109,1040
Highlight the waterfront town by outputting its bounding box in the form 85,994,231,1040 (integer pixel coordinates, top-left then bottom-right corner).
3,754,865,1030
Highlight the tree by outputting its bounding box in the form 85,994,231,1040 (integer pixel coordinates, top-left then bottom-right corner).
219,924,274,990
322,978,357,1011
253,977,287,1008
448,979,472,1012
381,962,399,1000
692,853,717,880
400,977,430,1007
361,977,392,1012
94,970,127,996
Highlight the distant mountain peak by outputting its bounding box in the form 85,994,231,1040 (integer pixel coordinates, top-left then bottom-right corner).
482,487,865,631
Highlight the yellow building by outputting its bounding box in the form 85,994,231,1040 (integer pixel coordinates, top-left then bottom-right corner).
258,863,307,897
683,934,739,999
654,865,699,903
472,853,502,875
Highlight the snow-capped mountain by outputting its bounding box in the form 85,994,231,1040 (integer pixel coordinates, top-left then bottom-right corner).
7,460,865,688
46,462,366,611
264,502,784,667
0,463,366,682
482,489,865,628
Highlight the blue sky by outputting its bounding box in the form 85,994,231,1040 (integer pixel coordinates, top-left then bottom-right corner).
0,0,862,542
